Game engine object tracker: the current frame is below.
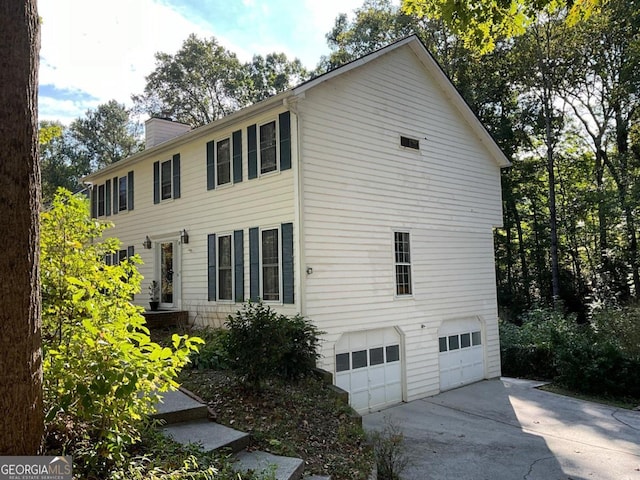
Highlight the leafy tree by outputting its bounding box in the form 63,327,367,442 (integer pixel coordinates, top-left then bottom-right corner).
0,0,43,454
402,0,604,53
69,100,143,171
41,190,202,471
40,121,89,203
134,34,308,128
245,53,308,103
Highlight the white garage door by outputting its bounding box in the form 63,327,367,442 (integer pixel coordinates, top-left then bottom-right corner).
335,328,403,414
439,318,484,391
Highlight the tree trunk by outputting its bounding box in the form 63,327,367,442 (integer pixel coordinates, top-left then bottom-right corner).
0,0,43,454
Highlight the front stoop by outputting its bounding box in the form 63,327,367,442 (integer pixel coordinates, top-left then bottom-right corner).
233,451,304,480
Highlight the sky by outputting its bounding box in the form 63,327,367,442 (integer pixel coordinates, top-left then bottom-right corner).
38,0,377,125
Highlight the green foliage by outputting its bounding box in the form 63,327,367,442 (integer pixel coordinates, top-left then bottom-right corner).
224,301,322,387
133,34,308,128
41,189,203,471
402,0,603,53
188,328,229,370
500,307,640,398
368,417,409,480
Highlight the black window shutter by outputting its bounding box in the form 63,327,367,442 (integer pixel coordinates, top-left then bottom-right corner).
233,130,243,183
208,234,216,301
206,140,215,190
127,245,134,258
282,223,294,304
153,161,160,204
248,124,257,179
172,154,181,199
279,111,291,171
249,227,259,301
105,179,111,216
112,253,118,265
112,176,118,214
90,185,97,218
234,229,244,302
127,171,134,210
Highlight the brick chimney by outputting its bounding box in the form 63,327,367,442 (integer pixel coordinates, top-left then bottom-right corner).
145,117,191,148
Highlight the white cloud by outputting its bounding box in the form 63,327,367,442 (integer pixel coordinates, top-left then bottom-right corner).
38,0,400,124
39,0,214,122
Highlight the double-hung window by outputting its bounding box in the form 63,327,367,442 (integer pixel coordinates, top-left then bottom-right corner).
161,159,172,200
261,228,280,301
259,121,277,174
118,176,128,211
394,231,412,296
154,154,181,203
218,234,233,300
97,184,105,216
216,138,231,186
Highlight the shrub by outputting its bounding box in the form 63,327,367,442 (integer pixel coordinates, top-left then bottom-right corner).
188,328,229,370
368,417,409,480
500,306,640,398
224,301,322,387
41,189,203,473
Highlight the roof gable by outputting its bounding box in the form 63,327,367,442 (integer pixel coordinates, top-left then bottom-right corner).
294,35,510,169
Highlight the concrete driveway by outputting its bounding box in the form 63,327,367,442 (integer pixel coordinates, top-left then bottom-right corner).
363,378,640,480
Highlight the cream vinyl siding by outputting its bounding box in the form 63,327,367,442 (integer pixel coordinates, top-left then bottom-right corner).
297,45,502,398
90,107,298,326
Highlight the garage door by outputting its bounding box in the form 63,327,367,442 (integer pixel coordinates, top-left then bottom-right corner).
439,318,484,391
335,328,403,414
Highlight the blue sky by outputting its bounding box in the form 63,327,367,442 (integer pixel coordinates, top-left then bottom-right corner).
39,0,379,124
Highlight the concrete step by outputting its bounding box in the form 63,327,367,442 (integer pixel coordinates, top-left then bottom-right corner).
152,389,208,424
305,476,331,480
233,450,305,480
162,418,251,453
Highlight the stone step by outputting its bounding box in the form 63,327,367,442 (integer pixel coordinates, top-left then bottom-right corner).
233,450,305,480
152,389,208,424
305,476,332,480
162,418,251,453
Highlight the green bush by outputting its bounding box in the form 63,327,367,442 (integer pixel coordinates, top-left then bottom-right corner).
188,328,229,370
224,301,322,387
500,306,640,398
41,190,203,473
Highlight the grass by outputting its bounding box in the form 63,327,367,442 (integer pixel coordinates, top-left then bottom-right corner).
538,383,640,410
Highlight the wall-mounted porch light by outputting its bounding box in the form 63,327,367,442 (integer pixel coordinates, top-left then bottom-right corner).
180,229,189,244
143,236,152,249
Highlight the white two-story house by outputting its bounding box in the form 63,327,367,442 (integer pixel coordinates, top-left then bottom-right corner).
84,35,510,414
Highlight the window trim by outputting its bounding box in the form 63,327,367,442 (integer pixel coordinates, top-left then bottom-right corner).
260,226,281,302
217,233,234,302
394,231,413,297
258,119,279,176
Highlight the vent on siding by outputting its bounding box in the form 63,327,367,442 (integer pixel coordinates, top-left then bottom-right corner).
400,136,420,150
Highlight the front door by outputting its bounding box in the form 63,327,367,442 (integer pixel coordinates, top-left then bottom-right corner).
159,240,176,308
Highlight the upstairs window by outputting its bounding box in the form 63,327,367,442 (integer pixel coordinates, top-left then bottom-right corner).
118,176,127,211
161,159,172,200
216,138,231,186
260,121,277,174
394,231,412,296
91,171,134,218
153,154,181,204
